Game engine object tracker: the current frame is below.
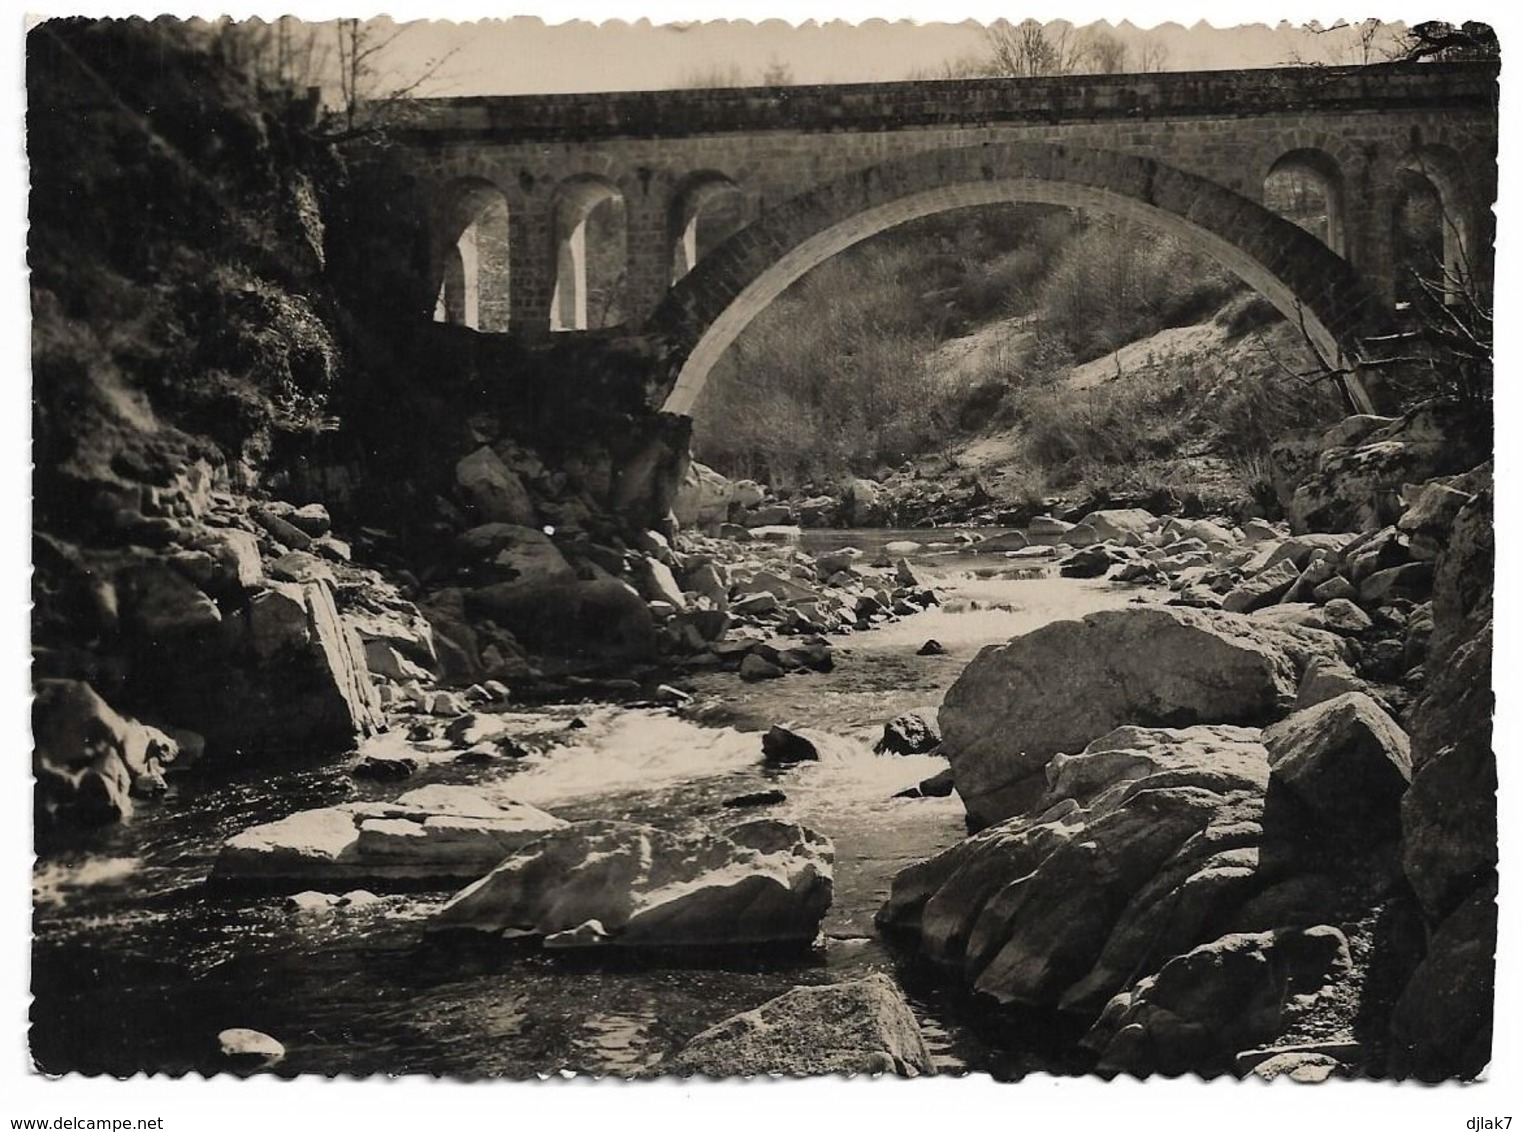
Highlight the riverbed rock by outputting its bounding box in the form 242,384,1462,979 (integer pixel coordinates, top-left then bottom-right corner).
269,549,335,587
455,446,536,527
188,526,263,592
667,974,935,1077
673,460,733,530
217,1028,285,1069
213,785,568,888
467,576,655,664
740,653,786,682
1221,558,1300,613
1387,476,1495,1080
1387,880,1496,1080
1262,692,1411,850
143,577,381,757
117,559,222,641
1287,405,1490,535
429,818,834,950
1088,926,1353,1077
634,555,688,611
1293,656,1369,710
1058,543,1128,579
841,479,886,526
364,638,432,683
874,709,941,756
286,503,331,537
33,678,181,828
1074,508,1156,546
253,506,312,551
940,606,1344,826
1027,515,1075,544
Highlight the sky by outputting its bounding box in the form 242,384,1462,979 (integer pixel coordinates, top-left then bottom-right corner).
265,15,1415,98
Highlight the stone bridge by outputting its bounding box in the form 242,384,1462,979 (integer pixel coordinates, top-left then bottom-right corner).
396,62,1497,415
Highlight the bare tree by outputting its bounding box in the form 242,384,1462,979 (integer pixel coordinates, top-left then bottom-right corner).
676,60,796,89
1136,36,1171,73
1075,28,1129,74
760,58,795,86
332,18,457,136
982,19,1078,78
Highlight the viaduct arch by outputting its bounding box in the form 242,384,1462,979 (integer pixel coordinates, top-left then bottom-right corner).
645,142,1384,414
396,61,1497,415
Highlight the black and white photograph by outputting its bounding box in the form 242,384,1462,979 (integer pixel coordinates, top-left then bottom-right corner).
13,2,1509,1125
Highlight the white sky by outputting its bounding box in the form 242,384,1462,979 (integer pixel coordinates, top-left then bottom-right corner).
314,16,1412,96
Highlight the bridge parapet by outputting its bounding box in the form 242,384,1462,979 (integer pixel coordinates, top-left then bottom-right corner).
398,62,1496,142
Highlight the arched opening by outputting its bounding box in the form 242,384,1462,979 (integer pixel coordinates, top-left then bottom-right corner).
651,144,1380,418
1263,149,1345,255
432,178,511,332
1394,148,1472,307
670,173,748,283
550,176,628,331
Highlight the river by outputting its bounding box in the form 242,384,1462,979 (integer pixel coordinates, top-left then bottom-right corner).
30,531,1146,1079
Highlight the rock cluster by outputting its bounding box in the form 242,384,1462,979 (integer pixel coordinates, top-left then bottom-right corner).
882,440,1492,1079
418,441,939,691
31,476,431,828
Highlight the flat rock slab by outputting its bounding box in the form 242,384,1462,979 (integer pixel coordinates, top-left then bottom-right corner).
213,784,568,888
429,817,834,950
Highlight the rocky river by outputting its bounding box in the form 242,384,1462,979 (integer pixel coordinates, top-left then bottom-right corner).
31,535,1141,1079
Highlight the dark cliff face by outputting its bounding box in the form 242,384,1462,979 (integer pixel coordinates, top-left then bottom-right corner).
29,17,343,497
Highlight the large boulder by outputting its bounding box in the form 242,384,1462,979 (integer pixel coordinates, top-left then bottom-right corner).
880,724,1269,1014
940,606,1345,826
116,559,222,641
213,784,568,888
1087,926,1352,1077
1262,692,1411,849
146,579,382,757
186,526,263,593
1073,508,1157,546
455,446,536,527
841,479,887,526
666,974,935,1078
672,460,733,529
458,525,574,589
430,818,833,950
467,576,656,664
1221,558,1301,614
34,679,180,829
245,581,383,750
1388,473,1494,1081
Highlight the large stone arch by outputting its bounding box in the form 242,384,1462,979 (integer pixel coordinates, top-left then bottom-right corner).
550,174,628,331
668,171,749,283
430,176,514,333
646,142,1385,416
1263,148,1348,257
1395,144,1480,296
